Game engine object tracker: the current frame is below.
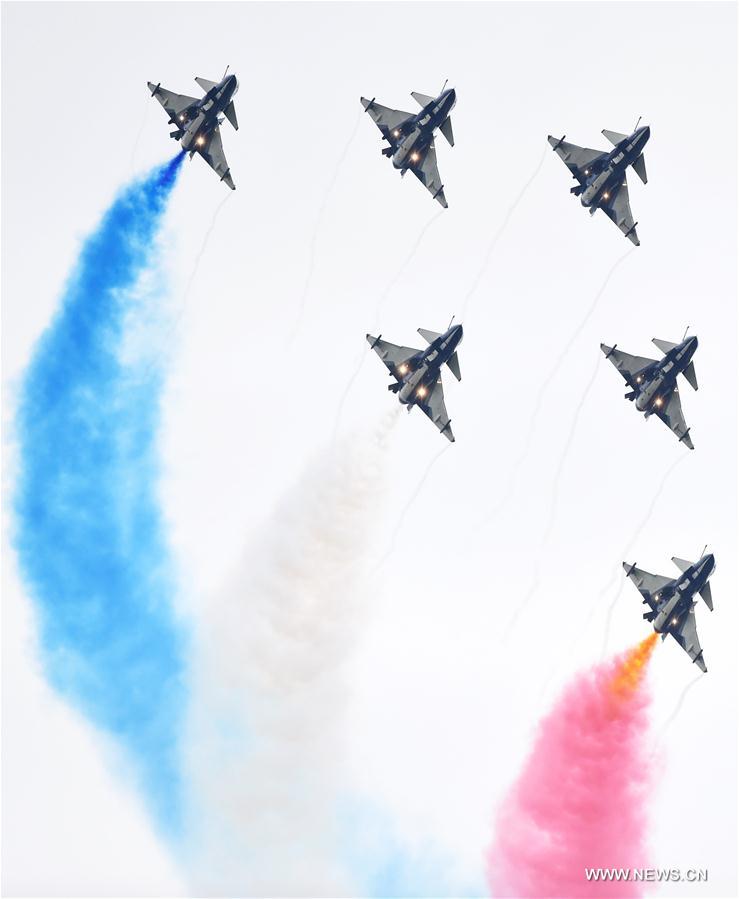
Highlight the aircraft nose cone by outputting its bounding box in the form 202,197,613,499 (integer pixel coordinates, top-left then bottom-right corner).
703,553,715,573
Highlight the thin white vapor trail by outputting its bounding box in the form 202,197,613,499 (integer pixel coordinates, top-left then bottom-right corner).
460,149,547,324
599,451,690,658
331,210,444,442
537,450,690,707
290,111,363,341
129,104,149,175
184,413,396,896
541,354,602,545
137,192,232,381
372,209,445,332
178,194,233,314
373,441,452,573
651,672,705,757
477,248,634,532
502,353,601,640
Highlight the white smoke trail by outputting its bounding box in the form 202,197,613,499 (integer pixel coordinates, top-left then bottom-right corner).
290,111,363,341
184,413,396,896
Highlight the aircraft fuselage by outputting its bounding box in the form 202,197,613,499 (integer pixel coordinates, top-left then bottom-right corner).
176,74,238,153
395,324,463,407
651,554,715,635
632,337,697,416
392,89,456,172
580,126,650,210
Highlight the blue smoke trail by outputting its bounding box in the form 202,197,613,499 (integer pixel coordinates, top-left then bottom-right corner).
339,802,485,898
13,153,187,833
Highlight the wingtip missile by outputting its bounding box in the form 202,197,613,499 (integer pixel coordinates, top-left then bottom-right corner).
548,134,566,151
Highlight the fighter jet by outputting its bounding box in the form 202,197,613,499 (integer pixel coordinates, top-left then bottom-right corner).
148,68,238,189
548,123,650,245
601,334,698,449
360,85,456,207
367,322,463,441
623,552,716,672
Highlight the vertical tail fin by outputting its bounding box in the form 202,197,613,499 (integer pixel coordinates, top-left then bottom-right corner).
223,100,238,130
631,153,647,184
602,129,628,145
411,91,435,107
446,350,461,381
682,361,698,391
439,116,454,146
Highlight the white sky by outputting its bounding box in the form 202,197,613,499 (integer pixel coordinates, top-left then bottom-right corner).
2,1,736,896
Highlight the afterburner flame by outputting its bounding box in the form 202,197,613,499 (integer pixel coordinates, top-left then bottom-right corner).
609,632,659,699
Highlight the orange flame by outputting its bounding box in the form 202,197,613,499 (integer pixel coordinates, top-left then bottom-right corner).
609,632,659,699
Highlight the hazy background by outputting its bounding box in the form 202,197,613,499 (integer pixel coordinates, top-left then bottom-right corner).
3,2,736,895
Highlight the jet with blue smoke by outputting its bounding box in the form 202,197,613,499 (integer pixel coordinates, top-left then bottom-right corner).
14,153,188,833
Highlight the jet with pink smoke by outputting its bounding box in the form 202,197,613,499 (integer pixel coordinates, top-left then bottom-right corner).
624,551,716,672
487,636,658,898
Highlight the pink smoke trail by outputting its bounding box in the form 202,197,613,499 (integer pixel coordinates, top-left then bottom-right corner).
487,634,658,898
